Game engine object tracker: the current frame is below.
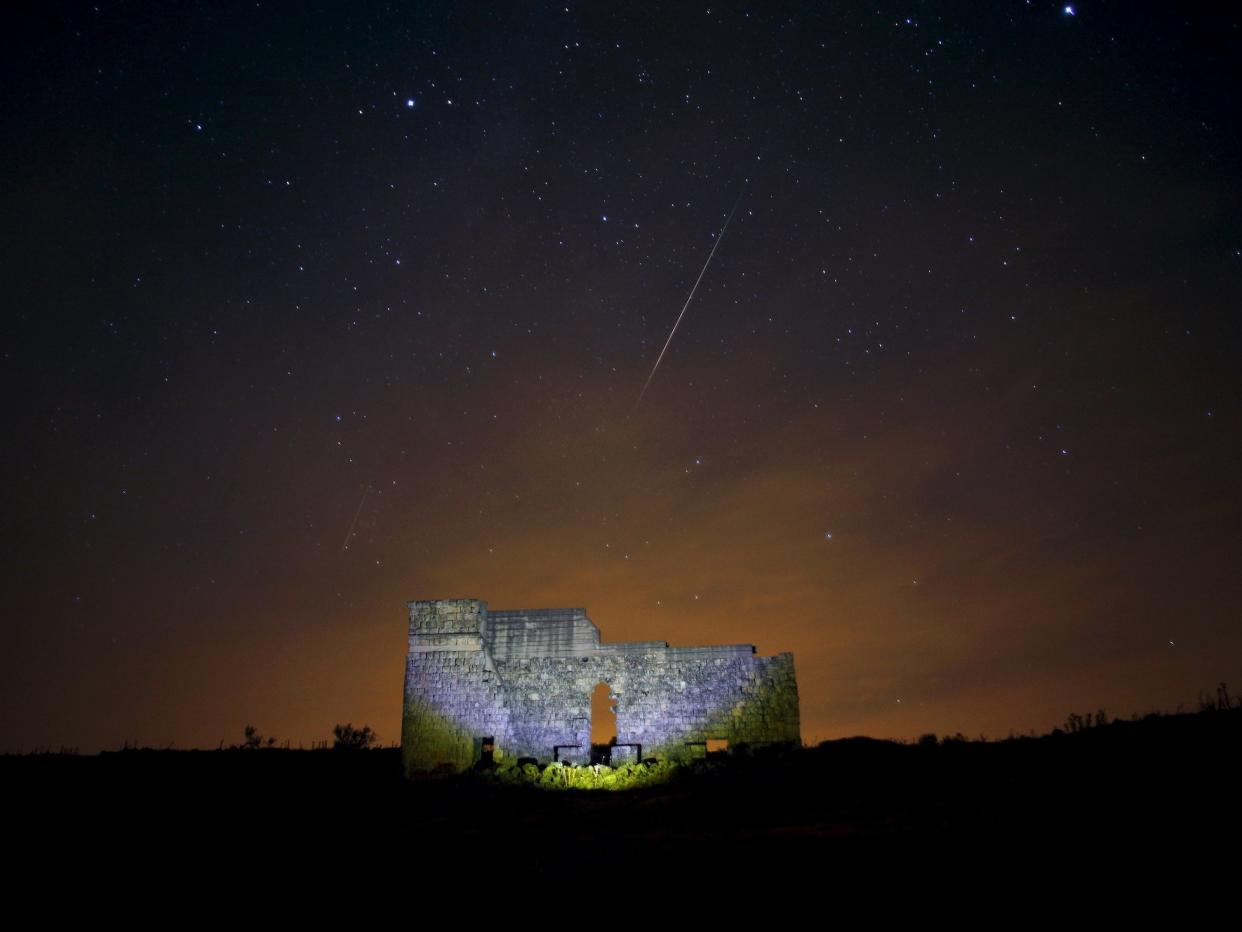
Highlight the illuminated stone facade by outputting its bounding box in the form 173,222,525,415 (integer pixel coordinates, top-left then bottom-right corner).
401,598,801,776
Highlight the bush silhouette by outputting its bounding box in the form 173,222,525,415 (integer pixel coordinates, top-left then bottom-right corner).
242,725,277,749
332,723,376,750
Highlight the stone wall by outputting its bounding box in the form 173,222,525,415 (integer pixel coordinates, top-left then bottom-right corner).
401,598,801,776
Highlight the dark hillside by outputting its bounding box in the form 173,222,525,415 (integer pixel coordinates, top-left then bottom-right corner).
9,707,1240,887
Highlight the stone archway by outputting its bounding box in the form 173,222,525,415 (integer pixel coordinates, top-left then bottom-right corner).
590,682,617,764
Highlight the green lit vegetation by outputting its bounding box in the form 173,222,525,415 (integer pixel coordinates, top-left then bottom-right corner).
476,759,680,791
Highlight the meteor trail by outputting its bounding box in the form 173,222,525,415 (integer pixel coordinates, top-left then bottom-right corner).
341,483,372,553
636,188,745,408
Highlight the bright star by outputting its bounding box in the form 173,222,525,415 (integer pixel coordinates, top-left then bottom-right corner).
1063,5,1075,15
406,98,415,108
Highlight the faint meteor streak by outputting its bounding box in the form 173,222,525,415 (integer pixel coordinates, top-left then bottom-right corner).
341,483,372,553
636,188,745,408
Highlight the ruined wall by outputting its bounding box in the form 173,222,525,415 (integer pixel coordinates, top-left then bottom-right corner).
401,598,801,776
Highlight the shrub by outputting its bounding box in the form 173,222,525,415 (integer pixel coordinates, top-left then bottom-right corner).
242,725,277,749
332,723,377,750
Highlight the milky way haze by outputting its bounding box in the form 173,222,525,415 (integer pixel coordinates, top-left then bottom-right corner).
3,2,1240,752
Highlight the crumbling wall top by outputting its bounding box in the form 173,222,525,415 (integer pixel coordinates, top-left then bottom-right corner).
482,608,601,660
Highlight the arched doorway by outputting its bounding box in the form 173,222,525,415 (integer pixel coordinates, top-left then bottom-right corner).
590,682,616,765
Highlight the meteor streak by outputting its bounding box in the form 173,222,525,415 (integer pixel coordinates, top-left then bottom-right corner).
341,483,372,553
636,189,745,408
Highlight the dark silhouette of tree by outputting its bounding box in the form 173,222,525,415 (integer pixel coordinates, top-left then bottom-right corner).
242,725,278,749
332,723,377,750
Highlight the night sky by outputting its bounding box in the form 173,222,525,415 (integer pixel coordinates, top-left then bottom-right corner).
5,2,1241,753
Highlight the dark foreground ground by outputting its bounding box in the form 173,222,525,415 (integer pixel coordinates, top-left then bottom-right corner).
8,708,1241,893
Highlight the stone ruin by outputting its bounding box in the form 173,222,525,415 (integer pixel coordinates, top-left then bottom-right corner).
401,598,801,775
